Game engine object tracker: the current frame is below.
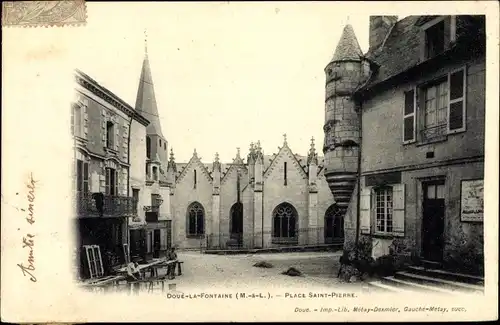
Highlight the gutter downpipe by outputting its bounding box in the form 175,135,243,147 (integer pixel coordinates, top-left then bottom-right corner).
354,101,362,261
353,58,375,261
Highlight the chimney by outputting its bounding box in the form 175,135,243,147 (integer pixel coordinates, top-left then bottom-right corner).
369,16,398,51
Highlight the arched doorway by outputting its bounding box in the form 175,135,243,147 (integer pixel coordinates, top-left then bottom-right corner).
230,202,243,245
324,204,344,244
272,202,298,244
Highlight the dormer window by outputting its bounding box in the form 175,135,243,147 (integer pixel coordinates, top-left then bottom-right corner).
425,20,445,59
419,16,456,61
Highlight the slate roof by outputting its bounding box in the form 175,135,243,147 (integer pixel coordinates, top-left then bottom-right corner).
363,16,422,87
331,24,364,62
135,52,165,138
362,15,485,90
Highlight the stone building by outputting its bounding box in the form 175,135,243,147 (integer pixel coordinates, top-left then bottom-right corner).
127,41,341,251
324,15,485,275
72,70,150,279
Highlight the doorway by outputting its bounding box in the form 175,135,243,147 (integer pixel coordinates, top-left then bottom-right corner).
422,181,446,261
230,202,243,245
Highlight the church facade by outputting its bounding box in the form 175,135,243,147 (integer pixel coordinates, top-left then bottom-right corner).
129,43,341,252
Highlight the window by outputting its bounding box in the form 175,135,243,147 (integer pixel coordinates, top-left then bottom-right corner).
146,136,151,159
151,194,161,210
73,105,82,137
425,20,445,59
421,78,448,141
193,170,197,189
152,166,158,181
76,159,89,193
132,189,139,211
164,143,166,150
375,187,393,233
284,162,288,186
272,203,297,241
105,167,118,196
403,67,467,144
106,121,114,149
159,139,162,146
187,202,204,236
324,204,344,242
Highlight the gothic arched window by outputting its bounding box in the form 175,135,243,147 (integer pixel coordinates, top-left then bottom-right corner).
324,204,344,244
272,203,297,242
187,202,204,236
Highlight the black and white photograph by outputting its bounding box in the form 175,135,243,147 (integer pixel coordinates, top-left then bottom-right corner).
2,1,498,323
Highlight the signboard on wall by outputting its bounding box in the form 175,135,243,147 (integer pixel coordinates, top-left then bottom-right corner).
460,179,484,222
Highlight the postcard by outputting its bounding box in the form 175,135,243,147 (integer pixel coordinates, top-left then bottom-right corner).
1,1,498,322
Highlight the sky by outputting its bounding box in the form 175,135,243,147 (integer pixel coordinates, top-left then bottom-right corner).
71,2,413,163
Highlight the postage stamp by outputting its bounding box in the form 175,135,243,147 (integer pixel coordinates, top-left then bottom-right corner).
1,0,86,27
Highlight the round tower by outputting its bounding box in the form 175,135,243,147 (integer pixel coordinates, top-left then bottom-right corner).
323,24,370,214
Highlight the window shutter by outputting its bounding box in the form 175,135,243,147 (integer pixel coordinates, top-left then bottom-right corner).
447,67,467,133
70,105,75,136
105,168,110,195
115,169,119,196
84,246,94,278
115,121,120,151
403,89,416,143
83,102,88,139
77,160,83,192
101,111,107,145
392,183,405,237
360,187,372,234
94,245,104,277
83,162,89,193
146,231,152,253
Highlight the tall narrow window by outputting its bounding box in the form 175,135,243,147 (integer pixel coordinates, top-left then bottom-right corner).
159,139,162,147
425,20,445,59
187,202,204,236
76,159,89,193
375,187,393,233
272,203,297,242
74,105,82,137
194,170,197,189
152,166,158,181
106,121,114,149
284,162,288,186
132,189,139,212
421,78,448,142
105,167,117,196
146,136,151,159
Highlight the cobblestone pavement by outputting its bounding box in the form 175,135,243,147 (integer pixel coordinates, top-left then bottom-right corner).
156,250,367,294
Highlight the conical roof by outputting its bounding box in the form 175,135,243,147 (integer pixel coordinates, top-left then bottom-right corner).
135,49,165,138
331,24,363,62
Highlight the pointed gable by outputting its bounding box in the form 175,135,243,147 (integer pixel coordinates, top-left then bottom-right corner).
135,50,165,138
175,151,212,184
263,145,308,181
331,24,363,62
